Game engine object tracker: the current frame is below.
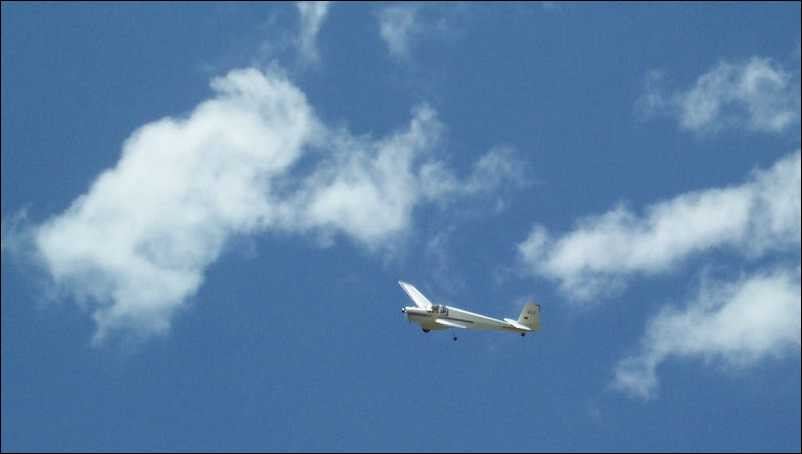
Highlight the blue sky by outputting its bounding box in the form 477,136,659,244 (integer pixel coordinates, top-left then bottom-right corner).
2,2,800,452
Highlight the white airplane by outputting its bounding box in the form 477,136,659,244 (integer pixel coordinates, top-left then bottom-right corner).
398,281,540,341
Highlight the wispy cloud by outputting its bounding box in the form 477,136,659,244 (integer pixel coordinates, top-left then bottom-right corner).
518,150,801,301
415,145,528,204
14,67,522,343
1,217,9,256
296,1,330,65
378,4,421,60
2,209,31,258
638,56,800,135
613,267,801,399
603,48,802,400
278,107,523,250
376,3,464,62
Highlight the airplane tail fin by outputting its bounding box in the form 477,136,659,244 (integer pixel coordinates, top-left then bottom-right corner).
517,301,540,331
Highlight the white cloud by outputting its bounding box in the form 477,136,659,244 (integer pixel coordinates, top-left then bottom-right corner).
613,267,801,399
21,66,522,343
519,150,801,301
378,4,421,60
296,1,330,64
33,68,317,342
286,105,441,247
639,57,800,134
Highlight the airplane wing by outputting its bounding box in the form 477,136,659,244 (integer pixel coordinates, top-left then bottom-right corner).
398,281,433,310
435,319,468,329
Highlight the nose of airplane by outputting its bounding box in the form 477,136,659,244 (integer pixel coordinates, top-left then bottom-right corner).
401,307,406,313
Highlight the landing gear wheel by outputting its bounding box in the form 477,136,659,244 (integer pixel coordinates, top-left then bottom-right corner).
453,336,458,341
422,328,431,333
521,332,526,337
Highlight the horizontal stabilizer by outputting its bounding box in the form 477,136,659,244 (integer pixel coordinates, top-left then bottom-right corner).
504,318,532,331
435,319,468,329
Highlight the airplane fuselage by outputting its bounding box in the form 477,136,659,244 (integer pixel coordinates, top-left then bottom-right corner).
402,305,527,333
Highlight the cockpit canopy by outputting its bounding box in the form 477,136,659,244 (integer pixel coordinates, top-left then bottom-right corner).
431,304,448,314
